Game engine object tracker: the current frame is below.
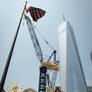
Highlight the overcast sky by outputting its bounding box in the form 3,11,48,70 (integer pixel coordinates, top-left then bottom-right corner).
0,0,92,91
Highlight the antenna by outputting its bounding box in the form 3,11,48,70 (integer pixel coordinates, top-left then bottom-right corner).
63,13,65,21
90,52,92,62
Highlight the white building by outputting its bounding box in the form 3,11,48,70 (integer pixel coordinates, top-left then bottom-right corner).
58,21,88,92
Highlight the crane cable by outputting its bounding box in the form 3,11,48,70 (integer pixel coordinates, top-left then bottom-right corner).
23,16,54,51
33,25,55,51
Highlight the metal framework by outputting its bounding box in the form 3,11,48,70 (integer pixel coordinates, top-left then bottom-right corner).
25,15,59,92
38,66,47,92
25,15,43,63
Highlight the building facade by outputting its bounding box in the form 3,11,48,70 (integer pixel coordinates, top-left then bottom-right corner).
58,21,87,92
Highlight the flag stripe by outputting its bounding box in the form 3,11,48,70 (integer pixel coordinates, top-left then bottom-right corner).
33,9,37,21
36,9,40,18
38,9,43,18
35,9,39,20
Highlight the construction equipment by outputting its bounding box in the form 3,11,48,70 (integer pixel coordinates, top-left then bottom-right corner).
41,61,59,72
25,15,47,92
24,15,43,63
38,66,47,92
25,15,59,92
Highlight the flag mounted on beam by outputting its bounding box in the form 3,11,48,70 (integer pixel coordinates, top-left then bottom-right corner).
24,15,43,62
24,6,46,22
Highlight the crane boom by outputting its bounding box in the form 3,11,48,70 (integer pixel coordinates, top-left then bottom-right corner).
24,15,43,63
25,15,47,92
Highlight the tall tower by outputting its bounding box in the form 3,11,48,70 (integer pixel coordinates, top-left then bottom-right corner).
58,21,88,92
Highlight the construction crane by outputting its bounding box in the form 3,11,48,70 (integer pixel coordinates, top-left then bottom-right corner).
25,15,47,92
35,30,59,91
24,15,59,92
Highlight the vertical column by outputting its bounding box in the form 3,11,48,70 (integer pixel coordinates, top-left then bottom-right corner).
38,66,47,92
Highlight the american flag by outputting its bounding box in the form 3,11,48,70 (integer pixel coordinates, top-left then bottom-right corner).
24,6,46,22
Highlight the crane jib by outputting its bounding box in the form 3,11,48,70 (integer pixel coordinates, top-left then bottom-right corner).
24,15,43,63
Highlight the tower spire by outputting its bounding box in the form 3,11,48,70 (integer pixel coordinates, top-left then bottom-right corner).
63,13,65,21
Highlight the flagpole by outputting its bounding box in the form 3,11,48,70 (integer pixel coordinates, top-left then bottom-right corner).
0,1,27,92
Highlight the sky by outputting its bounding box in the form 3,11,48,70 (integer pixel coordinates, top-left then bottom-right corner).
0,0,92,91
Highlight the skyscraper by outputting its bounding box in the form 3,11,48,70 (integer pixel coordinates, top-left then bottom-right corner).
58,21,88,92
